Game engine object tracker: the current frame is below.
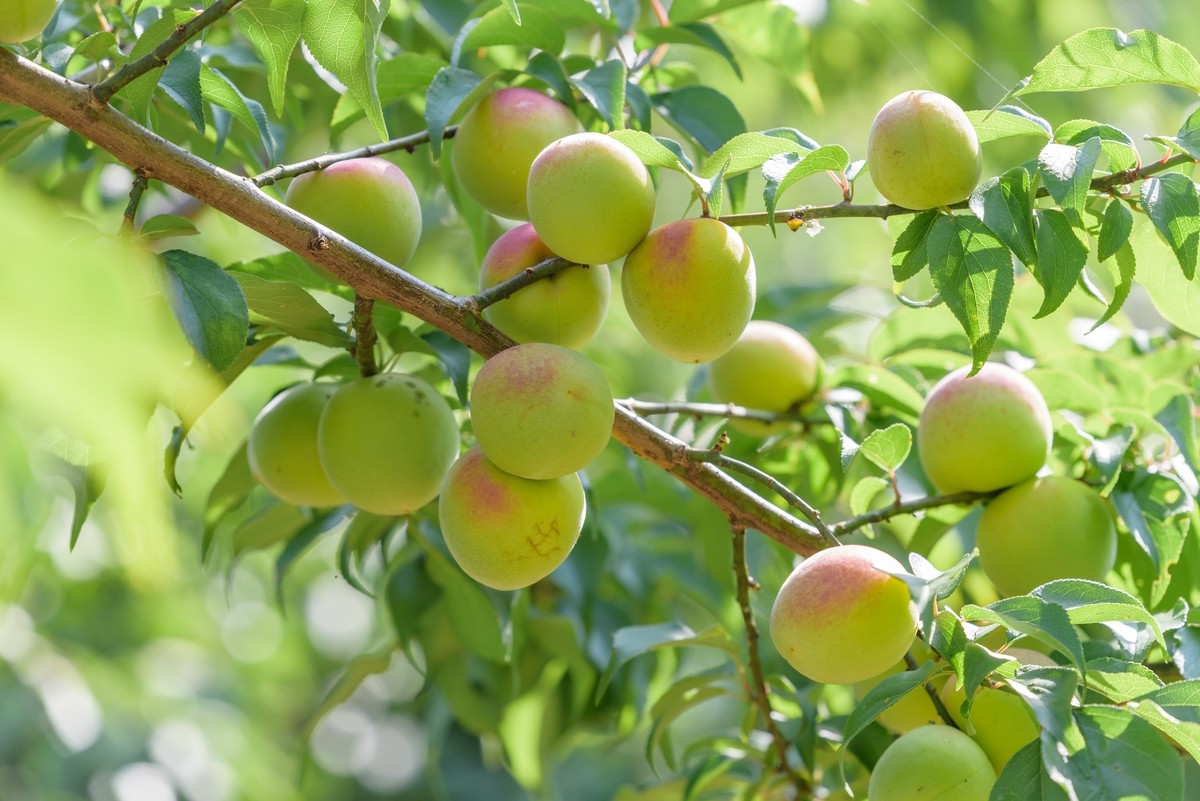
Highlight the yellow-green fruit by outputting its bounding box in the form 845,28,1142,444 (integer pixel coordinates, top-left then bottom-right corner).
918,363,1052,494
867,90,982,210
479,223,610,349
854,658,943,734
0,0,57,43
526,132,656,265
939,654,1049,773
868,725,996,801
622,218,756,364
284,157,421,271
452,87,583,220
247,383,344,508
770,545,918,685
977,476,1117,597
470,343,614,480
439,446,585,590
317,373,459,515
707,320,822,434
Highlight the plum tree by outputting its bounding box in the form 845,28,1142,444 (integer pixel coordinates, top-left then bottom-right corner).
247,383,344,508
707,320,822,434
977,476,1118,596
317,373,459,515
918,363,1052,493
284,157,421,271
622,217,756,364
867,90,982,210
526,132,656,265
0,0,57,43
470,343,614,480
451,87,583,220
478,223,610,349
868,725,996,801
770,544,918,685
439,446,585,590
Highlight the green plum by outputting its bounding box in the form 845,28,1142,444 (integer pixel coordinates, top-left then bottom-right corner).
284,157,422,272
707,320,822,434
470,343,614,480
977,476,1117,596
526,132,656,265
918,363,1052,494
0,0,57,43
867,90,982,210
247,383,344,508
868,725,996,801
439,446,585,590
622,217,756,364
317,373,459,515
770,544,918,685
479,223,610,349
452,87,582,220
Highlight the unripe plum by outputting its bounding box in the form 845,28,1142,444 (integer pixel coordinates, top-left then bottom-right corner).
317,373,459,515
452,87,583,220
526,132,656,265
976,476,1117,596
770,544,918,685
918,363,1052,494
867,90,982,210
479,223,610,349
707,320,821,434
439,446,585,590
868,724,996,801
248,383,344,508
470,343,614,480
0,0,57,43
622,217,756,364
284,157,421,272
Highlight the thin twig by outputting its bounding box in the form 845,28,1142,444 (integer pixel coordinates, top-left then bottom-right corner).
468,256,576,311
731,525,810,795
903,651,960,729
253,127,460,188
352,295,378,377
119,172,148,236
620,398,829,428
92,0,243,104
831,489,1001,537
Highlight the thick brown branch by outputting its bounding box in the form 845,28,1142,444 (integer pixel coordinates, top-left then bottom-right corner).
253,127,460,188
832,489,1001,537
93,0,243,103
469,256,576,312
0,50,829,557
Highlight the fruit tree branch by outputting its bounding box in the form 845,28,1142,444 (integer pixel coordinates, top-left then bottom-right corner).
352,296,379,378
469,256,577,312
92,0,243,104
620,398,829,428
831,488,1002,537
119,171,148,236
903,651,959,729
0,49,830,557
252,127,460,188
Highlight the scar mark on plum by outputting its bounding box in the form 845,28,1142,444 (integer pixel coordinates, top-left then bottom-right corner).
505,520,564,562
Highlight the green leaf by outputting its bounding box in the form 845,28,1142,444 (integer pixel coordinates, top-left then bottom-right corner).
969,165,1037,267
1140,173,1200,280
201,442,254,562
0,117,51,164
1057,705,1185,801
421,330,470,406
303,0,389,140
1037,138,1101,227
1054,119,1139,171
606,130,709,201
841,660,939,759
121,10,196,122
761,145,850,234
228,272,352,348
857,422,911,473
1097,198,1133,263
235,0,305,117
961,597,1086,673
1004,667,1079,741
1016,28,1200,95
385,553,441,647
652,85,746,153
990,740,1069,801
199,65,278,166
573,59,627,130
1086,425,1136,494
926,214,1015,372
424,546,509,663
232,501,309,555
1030,580,1165,650
700,131,807,179
647,672,734,772
524,52,574,104
275,506,352,600
1091,240,1136,331
891,209,939,281
332,53,447,140
597,623,736,699
424,66,484,158
302,651,393,741
160,49,205,133
849,475,889,516
138,214,199,241
634,23,741,79
965,106,1052,144
51,456,106,551
500,0,521,24
458,4,565,58
1134,215,1200,336
1085,658,1164,703
158,250,249,372
830,364,925,420
1132,680,1200,764
1162,105,1200,161
1033,208,1089,318
1156,393,1200,481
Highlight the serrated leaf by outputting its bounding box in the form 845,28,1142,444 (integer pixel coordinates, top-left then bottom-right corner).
160,48,205,133
1030,580,1165,650
970,165,1037,267
1033,208,1089,318
635,22,741,79
236,0,305,117
138,214,199,241
857,422,912,473
500,0,521,24
700,131,807,178
332,53,447,139
842,660,939,757
159,250,249,372
761,145,850,234
524,51,574,104
1016,28,1200,95
1165,105,1200,161
1054,119,1138,171
965,106,1052,144
1091,241,1136,331
1140,173,1200,280
926,214,1015,372
199,65,277,166
1003,666,1079,740
652,85,745,153
1056,705,1185,801
228,272,351,348
424,66,484,158
606,130,706,201
1086,658,1164,703
1087,425,1136,493
459,4,564,58
1097,198,1133,263
1134,215,1200,336
303,0,389,140
990,739,1069,801
1037,138,1101,227
573,59,626,130
891,209,938,281
961,597,1086,673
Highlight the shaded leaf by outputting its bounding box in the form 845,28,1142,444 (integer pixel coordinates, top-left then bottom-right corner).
969,165,1037,267
635,23,741,79
229,271,351,348
159,250,249,372
1033,208,1089,318
892,209,939,281
573,59,627,130
652,85,745,153
1037,138,1100,227
1140,173,1200,280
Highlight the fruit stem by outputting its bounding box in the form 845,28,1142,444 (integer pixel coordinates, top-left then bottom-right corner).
352,295,379,377
252,126,460,188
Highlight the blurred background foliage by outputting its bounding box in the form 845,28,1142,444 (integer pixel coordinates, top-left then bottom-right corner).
2,1,1199,799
